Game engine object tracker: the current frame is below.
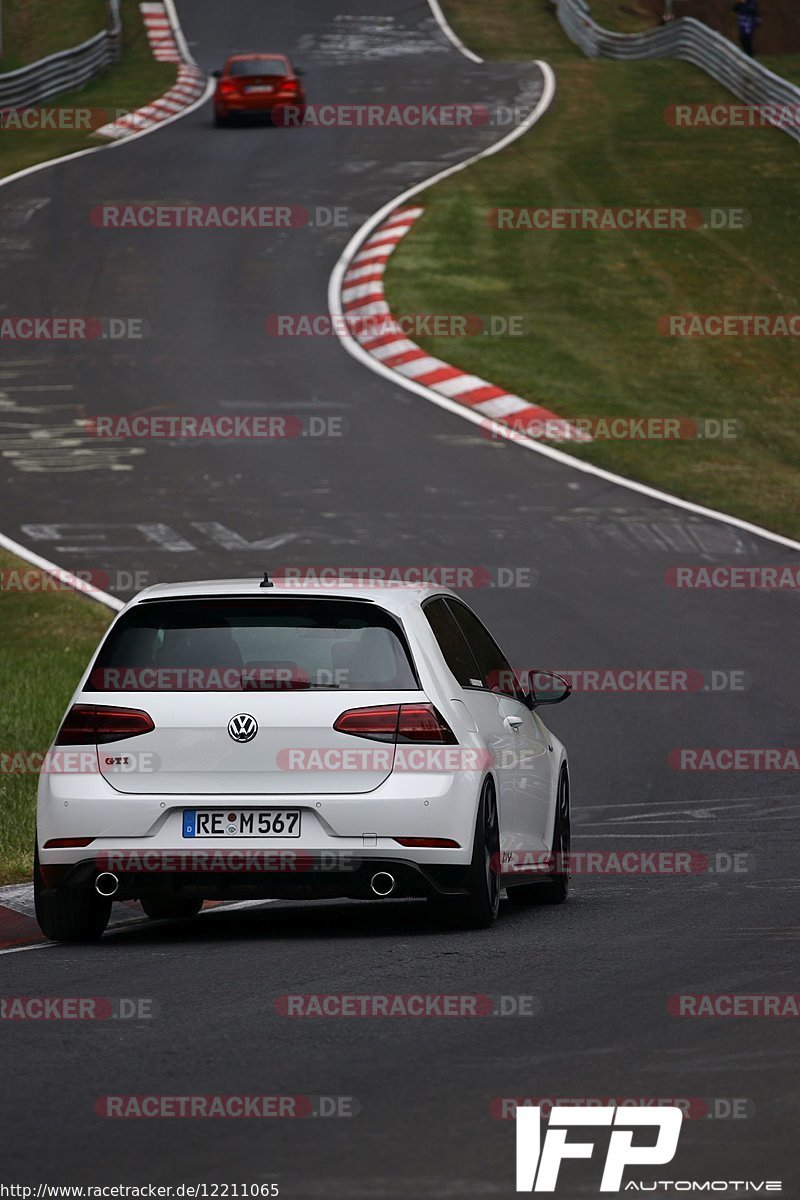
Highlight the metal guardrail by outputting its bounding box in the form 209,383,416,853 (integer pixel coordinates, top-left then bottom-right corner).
0,0,121,110
556,0,800,143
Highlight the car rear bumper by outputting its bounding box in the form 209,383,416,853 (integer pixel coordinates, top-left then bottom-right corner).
215,96,304,114
41,854,472,901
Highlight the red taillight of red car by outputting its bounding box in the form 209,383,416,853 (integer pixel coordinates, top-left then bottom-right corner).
55,704,155,746
333,703,457,745
218,78,239,96
277,78,299,94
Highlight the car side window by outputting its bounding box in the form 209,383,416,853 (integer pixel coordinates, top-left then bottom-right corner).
423,598,483,689
446,600,524,701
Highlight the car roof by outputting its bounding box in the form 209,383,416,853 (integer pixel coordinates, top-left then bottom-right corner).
127,578,458,615
226,53,290,63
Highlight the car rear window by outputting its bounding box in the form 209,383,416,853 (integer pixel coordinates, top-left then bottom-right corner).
227,58,288,77
86,598,419,692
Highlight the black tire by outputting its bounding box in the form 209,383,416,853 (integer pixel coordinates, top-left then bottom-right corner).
33,845,111,943
140,895,203,921
507,768,571,907
214,112,230,128
429,780,501,930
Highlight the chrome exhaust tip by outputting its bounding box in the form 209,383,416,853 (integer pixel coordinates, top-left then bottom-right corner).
370,871,396,898
95,872,119,897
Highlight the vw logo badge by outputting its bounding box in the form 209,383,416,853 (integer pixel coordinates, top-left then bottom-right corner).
228,713,258,743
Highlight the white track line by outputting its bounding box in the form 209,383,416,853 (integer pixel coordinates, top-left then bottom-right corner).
427,0,483,64
328,60,800,555
0,14,212,193
0,895,279,956
0,942,53,957
0,532,123,610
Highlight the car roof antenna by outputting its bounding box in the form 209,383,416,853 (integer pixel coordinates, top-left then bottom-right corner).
259,571,274,589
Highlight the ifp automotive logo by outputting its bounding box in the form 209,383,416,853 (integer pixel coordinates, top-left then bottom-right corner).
516,1105,682,1191
515,1105,782,1192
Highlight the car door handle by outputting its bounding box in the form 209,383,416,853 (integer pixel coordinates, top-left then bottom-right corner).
504,715,524,731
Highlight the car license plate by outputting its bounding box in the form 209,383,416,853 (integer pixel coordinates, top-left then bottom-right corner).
183,809,301,838
246,84,273,93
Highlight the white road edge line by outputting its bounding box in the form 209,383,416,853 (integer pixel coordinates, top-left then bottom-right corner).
0,897,280,955
427,0,483,64
328,59,800,556
162,0,197,67
0,942,53,957
0,531,123,610
0,7,213,194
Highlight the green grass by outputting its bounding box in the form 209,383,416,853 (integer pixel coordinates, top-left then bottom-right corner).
0,0,109,70
0,552,112,883
0,0,177,179
761,54,800,87
385,0,800,539
587,0,655,32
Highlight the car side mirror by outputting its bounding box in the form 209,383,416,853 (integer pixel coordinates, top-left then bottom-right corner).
211,69,222,78
525,671,571,708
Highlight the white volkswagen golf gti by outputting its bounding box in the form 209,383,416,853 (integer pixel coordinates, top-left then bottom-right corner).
35,577,572,941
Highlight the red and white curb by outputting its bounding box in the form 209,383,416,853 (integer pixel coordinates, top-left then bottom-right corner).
0,883,272,954
140,0,183,61
0,884,144,951
340,207,590,442
95,2,206,139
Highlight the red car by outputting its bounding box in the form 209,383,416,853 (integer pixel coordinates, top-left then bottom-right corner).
212,54,306,127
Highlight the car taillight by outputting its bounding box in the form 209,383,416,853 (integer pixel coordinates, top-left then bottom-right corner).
333,703,457,744
55,704,155,745
397,704,457,744
333,705,400,742
219,79,239,95
278,79,299,93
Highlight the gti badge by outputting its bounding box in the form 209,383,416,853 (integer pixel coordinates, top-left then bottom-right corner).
227,713,258,743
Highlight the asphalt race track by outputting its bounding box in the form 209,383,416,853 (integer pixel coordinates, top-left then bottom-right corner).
1,1,799,1194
